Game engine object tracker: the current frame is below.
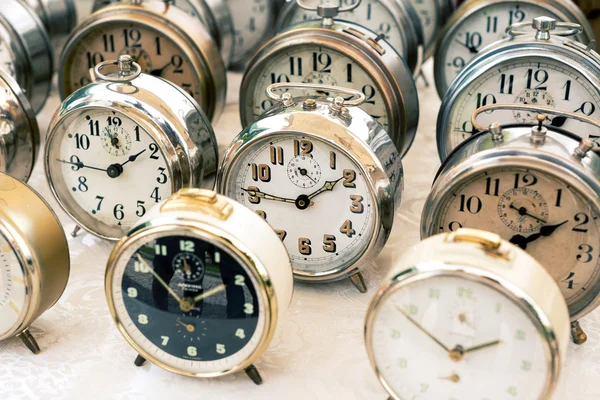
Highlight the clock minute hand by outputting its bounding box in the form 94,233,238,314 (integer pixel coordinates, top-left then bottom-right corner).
525,220,569,244
397,306,450,354
307,177,344,200
241,187,296,204
56,158,107,172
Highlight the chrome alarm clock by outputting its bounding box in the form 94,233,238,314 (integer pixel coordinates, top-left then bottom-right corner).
92,0,234,66
241,0,419,156
46,56,219,241
0,173,70,354
228,0,278,70
19,0,77,39
437,17,600,160
220,84,403,292
434,0,594,97
411,0,453,59
0,0,54,113
276,0,424,73
365,229,569,400
0,69,40,183
106,189,293,384
62,0,227,121
423,104,600,343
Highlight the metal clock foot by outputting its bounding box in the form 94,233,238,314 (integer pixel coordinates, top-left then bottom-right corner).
71,226,81,237
134,354,147,366
245,364,263,385
349,272,367,293
17,328,40,354
571,320,588,345
418,70,430,88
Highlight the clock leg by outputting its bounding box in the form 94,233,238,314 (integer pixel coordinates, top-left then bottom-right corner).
349,271,367,293
71,226,81,237
244,364,263,385
134,354,147,366
418,70,430,88
571,320,588,345
17,328,40,354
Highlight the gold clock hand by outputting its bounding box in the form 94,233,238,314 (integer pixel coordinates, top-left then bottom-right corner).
397,306,450,353
192,284,227,304
135,253,182,303
241,187,296,204
307,177,344,200
463,339,503,354
175,319,195,332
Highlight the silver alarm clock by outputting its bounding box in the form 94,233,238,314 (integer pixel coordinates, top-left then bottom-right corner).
0,0,54,113
276,0,424,73
19,0,78,39
434,0,594,96
437,17,600,160
46,56,219,241
220,83,403,293
240,0,420,157
424,104,600,344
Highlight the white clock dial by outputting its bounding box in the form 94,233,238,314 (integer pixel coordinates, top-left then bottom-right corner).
446,59,600,151
287,0,405,54
226,135,376,274
371,274,550,399
230,0,273,62
0,235,26,336
434,167,600,317
410,0,438,49
50,110,172,235
440,2,564,88
248,45,389,129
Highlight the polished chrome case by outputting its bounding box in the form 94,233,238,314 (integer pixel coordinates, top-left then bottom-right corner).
0,173,70,347
0,70,40,183
106,189,293,379
20,0,77,38
434,0,595,97
365,229,569,400
60,1,227,121
220,88,403,284
91,0,234,66
418,0,454,59
240,21,419,157
436,21,600,160
46,59,219,240
422,120,600,321
0,0,54,113
276,0,424,73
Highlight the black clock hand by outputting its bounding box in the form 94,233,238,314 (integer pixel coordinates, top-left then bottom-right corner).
509,220,569,250
120,149,147,167
454,38,478,54
509,204,547,224
56,159,107,172
298,167,317,184
550,116,567,128
149,62,171,77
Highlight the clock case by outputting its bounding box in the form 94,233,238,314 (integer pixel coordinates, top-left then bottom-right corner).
423,109,600,342
434,0,595,97
221,87,403,292
437,18,600,160
46,57,219,241
21,0,77,39
106,189,293,384
365,229,569,400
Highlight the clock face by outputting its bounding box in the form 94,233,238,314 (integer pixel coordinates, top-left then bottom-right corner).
246,45,389,129
287,0,405,55
0,234,26,337
370,274,550,399
444,58,600,154
111,232,264,373
230,0,274,62
225,135,376,275
432,167,600,317
439,2,564,90
62,22,202,100
410,0,439,49
47,109,172,237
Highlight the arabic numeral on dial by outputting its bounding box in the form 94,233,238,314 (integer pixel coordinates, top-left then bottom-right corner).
138,314,148,325
343,169,356,188
577,245,594,263
113,204,124,220
243,303,254,314
246,186,261,204
362,85,377,105
86,52,104,69
573,213,589,232
346,63,352,83
89,119,99,136
127,287,137,298
134,260,150,273
294,139,313,156
255,210,267,220
507,386,518,397
171,55,183,73
289,56,303,76
187,346,197,356
155,245,167,256
464,32,482,50
70,155,81,171
397,358,408,368
486,16,498,33
458,195,482,214
323,234,336,253
149,143,160,159
134,126,141,142
103,34,115,52
391,329,400,339
76,176,88,192
234,275,245,286
180,240,194,252
156,167,167,184
447,221,463,231
563,80,572,101
251,164,271,182
499,74,514,95
122,28,141,48
521,360,532,372
275,230,287,241
312,52,332,72
270,146,284,165
216,344,226,354
299,238,312,255
136,201,146,217
74,133,90,150
330,151,336,169
475,93,496,109
270,72,290,84
451,57,465,69
525,69,548,90
160,336,169,346
94,196,104,213
235,329,245,339
340,220,356,238
509,7,526,25
562,272,576,289
350,195,364,214
151,187,161,203
513,173,537,188
555,188,563,207
575,101,596,116
485,177,500,196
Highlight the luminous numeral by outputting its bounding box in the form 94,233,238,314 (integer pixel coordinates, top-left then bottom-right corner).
216,344,226,354
234,275,245,286
180,240,194,252
187,346,197,356
138,314,148,325
161,336,169,346
155,245,167,256
127,288,138,298
235,329,246,339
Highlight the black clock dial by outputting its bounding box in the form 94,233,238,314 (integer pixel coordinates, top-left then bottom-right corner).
121,235,260,362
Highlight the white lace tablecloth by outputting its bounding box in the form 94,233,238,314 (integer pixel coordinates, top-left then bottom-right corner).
0,2,599,398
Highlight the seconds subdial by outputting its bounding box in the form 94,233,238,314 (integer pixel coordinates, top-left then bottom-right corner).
101,123,132,157
287,155,322,188
498,188,549,233
172,252,205,282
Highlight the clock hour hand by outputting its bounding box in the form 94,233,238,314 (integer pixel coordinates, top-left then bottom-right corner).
241,187,296,204
509,220,569,249
120,149,147,167
454,38,478,54
463,339,503,354
56,158,107,172
307,177,344,200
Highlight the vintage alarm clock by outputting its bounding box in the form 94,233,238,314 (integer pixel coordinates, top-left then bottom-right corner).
45,56,219,241
276,0,424,73
365,229,569,400
437,17,600,160
434,0,594,97
240,0,419,156
220,83,403,293
0,0,54,113
423,104,600,343
105,189,293,384
0,173,70,354
62,0,227,121
0,69,40,183
412,0,453,59
19,0,77,39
